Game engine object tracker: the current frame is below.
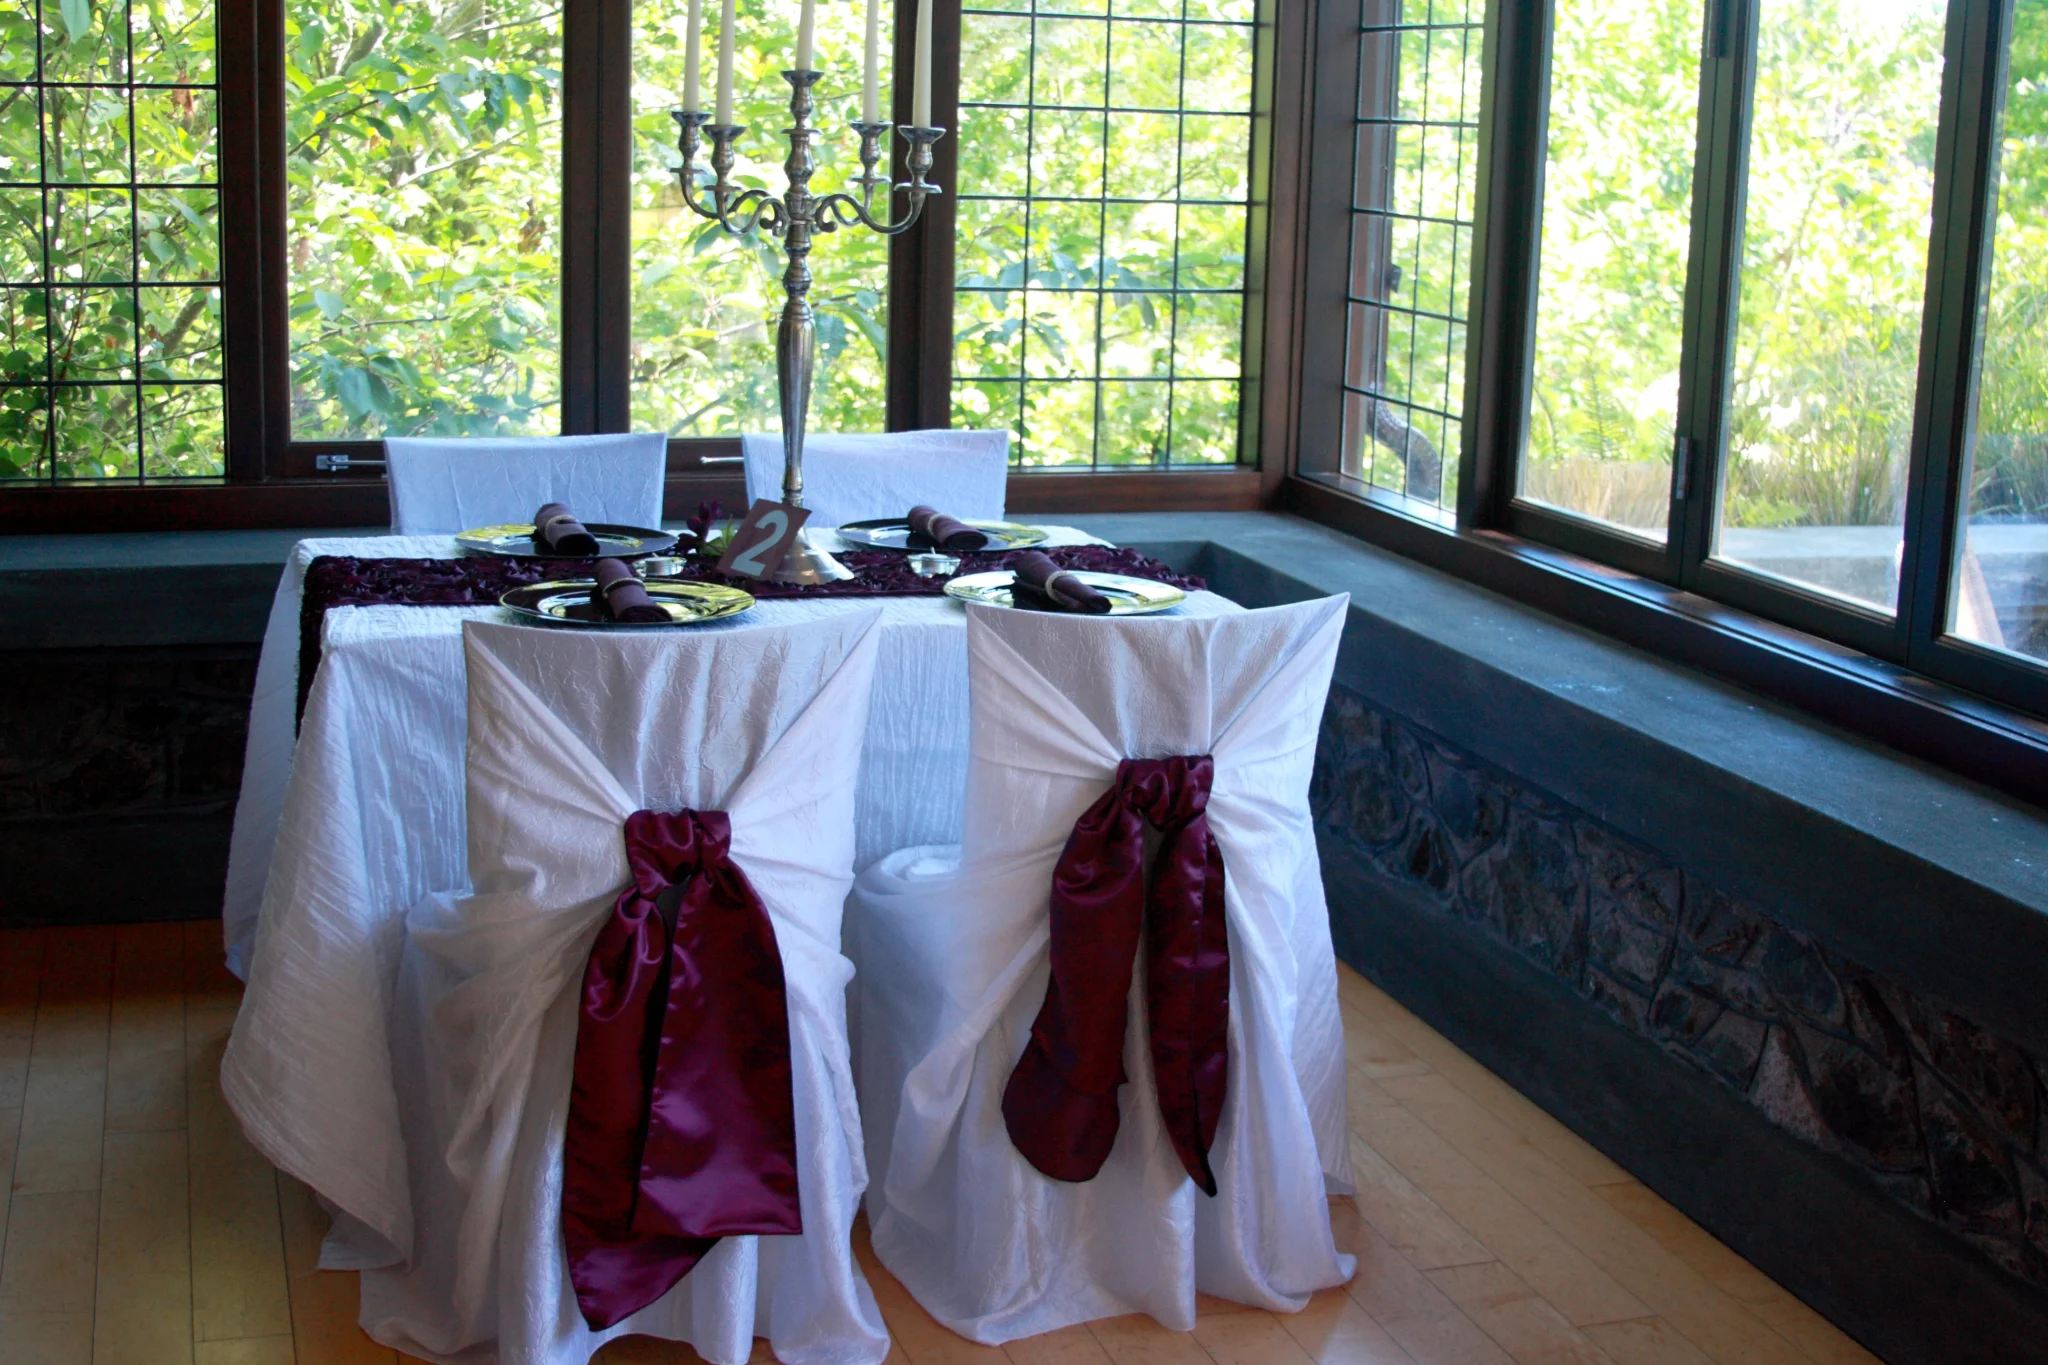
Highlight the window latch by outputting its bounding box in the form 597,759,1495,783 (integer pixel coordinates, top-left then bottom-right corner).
314,453,387,473
1384,263,1403,295
1671,436,1695,501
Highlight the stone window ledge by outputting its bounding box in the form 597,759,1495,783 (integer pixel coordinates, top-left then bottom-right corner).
1076,511,2048,1066
4,510,2044,1056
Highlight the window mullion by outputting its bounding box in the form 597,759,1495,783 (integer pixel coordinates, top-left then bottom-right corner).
1669,0,1751,586
884,0,960,431
1458,0,1545,529
559,0,632,434
1899,0,2011,670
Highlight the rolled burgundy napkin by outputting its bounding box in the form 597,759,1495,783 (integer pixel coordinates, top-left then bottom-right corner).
1010,550,1113,614
907,504,990,552
590,558,671,623
535,502,602,556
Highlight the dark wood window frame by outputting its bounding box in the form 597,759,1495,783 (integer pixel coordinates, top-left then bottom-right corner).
0,0,1269,532
1276,0,2048,807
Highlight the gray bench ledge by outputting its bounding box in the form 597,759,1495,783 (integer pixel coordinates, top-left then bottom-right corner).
5,509,2044,1053
1076,511,2048,1058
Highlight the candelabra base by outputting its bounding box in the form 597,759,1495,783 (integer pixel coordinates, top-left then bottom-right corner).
772,530,856,585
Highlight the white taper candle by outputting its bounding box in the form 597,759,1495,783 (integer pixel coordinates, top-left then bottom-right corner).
862,0,881,123
796,0,816,69
683,0,703,112
912,0,932,127
716,0,738,124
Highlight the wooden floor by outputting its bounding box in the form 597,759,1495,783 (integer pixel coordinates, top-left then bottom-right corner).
0,923,1885,1365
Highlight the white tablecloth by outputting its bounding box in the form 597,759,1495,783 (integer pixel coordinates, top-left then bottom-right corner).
216,528,1236,1326
220,527,1190,977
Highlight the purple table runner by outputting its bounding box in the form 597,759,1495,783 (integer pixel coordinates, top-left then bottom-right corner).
297,545,1205,721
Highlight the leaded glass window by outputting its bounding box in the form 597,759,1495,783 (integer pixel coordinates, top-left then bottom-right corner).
1,0,223,480
1342,0,1479,513
951,0,1257,467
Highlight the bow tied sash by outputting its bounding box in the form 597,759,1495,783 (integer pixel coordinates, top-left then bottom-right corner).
1002,755,1229,1195
562,808,802,1330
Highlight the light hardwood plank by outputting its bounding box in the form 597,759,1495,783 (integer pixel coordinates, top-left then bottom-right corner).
187,1002,291,1344
106,925,187,1135
851,1224,1007,1365
0,928,45,1109
1349,1067,1400,1122
1341,1004,1434,1082
1335,973,1629,1188
1592,1185,1782,1307
13,930,113,1197
1194,1309,1319,1365
1731,1299,1882,1365
180,923,243,1006
1004,1323,1116,1364
1341,1215,1516,1365
1350,1102,1646,1328
1083,1314,1216,1365
1425,1261,1617,1365
0,1306,95,1365
1346,1136,1494,1271
590,1333,713,1361
193,1336,298,1365
0,1102,19,1253
0,1188,101,1311
1377,1075,1813,1365
1280,1287,1419,1365
0,1186,101,1364
1591,1185,1880,1365
1581,1320,1715,1365
276,1172,394,1365
94,1129,193,1365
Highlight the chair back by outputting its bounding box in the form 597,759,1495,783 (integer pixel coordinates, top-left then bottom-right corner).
741,429,1010,526
419,611,885,1350
385,432,667,534
960,596,1348,866
458,611,881,905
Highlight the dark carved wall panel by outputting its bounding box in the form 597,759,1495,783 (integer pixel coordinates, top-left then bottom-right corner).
1311,681,2048,1298
0,646,257,924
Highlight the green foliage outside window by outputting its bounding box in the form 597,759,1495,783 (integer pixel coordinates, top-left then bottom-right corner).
951,0,1256,468
286,0,563,436
1521,0,2048,539
2,0,224,480
1975,0,2048,528
629,0,888,438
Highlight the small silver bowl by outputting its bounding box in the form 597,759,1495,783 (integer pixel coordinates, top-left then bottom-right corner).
909,552,960,578
635,555,682,578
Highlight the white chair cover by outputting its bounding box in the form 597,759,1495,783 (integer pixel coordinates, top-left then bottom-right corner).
229,612,891,1365
849,596,1357,1345
385,433,668,534
741,430,1010,527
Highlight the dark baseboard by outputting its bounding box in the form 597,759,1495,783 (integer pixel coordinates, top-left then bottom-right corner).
1319,836,2048,1365
1,811,231,926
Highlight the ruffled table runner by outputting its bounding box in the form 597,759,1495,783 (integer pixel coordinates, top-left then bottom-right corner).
297,545,1204,720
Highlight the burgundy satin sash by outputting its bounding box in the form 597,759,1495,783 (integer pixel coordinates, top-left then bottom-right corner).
562,809,802,1330
1002,755,1229,1195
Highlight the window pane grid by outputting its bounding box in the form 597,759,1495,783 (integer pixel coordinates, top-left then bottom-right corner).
1341,0,1478,510
287,0,563,440
953,0,1256,469
1,0,224,483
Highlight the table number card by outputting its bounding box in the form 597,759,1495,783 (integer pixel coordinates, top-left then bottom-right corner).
716,499,813,581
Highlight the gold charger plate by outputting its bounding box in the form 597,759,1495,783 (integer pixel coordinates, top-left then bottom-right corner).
943,569,1188,615
499,578,755,628
456,522,679,558
836,517,1049,552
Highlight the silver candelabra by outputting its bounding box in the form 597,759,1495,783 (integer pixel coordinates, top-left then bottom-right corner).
674,71,945,583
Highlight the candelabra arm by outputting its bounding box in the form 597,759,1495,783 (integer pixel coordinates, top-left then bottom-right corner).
669,71,949,584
